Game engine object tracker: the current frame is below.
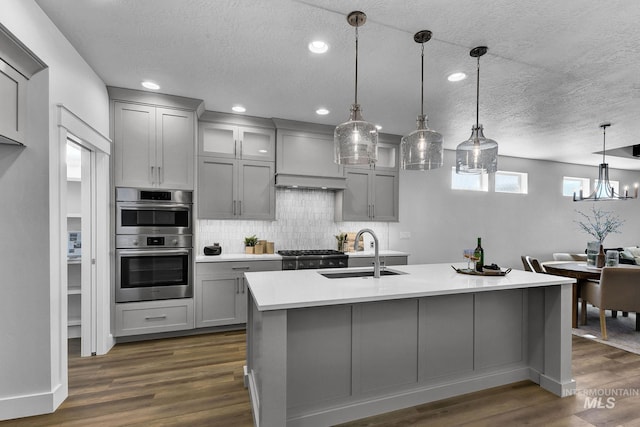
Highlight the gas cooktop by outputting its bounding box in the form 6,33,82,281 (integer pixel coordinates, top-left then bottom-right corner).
278,249,348,270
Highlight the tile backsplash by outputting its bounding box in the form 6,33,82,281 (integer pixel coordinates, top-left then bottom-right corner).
196,188,389,255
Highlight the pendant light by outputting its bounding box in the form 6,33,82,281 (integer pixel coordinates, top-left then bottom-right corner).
573,123,638,201
334,11,378,165
455,46,498,174
401,30,443,170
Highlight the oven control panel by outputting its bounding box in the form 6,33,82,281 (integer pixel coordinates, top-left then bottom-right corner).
116,234,192,249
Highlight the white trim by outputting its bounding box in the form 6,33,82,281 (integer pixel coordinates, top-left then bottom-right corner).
46,104,114,416
57,104,111,155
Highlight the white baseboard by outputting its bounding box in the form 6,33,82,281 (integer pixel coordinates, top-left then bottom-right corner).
0,383,66,422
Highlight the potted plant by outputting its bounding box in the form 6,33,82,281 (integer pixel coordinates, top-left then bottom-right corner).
574,206,624,245
575,206,624,266
244,235,259,254
335,232,348,252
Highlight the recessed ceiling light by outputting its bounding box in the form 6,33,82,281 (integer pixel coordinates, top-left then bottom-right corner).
232,105,246,113
141,81,160,90
308,40,329,54
447,72,467,82
316,108,330,115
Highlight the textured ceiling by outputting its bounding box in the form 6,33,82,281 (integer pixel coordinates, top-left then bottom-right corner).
35,0,640,170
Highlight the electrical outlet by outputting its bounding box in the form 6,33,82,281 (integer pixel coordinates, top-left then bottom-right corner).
370,241,374,248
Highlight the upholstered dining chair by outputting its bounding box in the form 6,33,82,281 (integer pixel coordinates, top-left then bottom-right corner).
522,255,545,273
521,256,533,272
580,267,640,340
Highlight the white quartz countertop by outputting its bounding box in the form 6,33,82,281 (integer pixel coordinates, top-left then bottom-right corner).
195,250,409,263
196,253,283,262
345,250,409,258
245,263,575,311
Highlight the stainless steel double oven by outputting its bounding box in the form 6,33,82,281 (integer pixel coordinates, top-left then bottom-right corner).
115,188,193,303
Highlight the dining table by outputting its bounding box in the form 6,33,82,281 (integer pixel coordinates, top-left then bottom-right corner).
542,262,601,328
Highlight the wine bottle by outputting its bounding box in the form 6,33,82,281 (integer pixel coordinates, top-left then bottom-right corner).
474,237,484,272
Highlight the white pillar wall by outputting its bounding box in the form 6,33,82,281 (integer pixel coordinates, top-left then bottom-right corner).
0,0,109,420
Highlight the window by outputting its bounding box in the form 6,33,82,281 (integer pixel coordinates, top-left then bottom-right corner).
562,177,590,197
594,179,619,199
451,167,488,192
495,171,528,194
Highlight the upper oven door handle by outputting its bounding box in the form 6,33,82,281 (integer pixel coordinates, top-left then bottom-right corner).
117,202,192,211
117,249,191,257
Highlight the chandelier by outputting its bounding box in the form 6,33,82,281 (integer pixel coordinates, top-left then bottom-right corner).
574,123,638,201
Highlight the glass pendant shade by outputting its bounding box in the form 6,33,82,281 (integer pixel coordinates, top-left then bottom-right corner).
401,115,443,170
334,11,378,165
335,104,378,165
455,124,498,174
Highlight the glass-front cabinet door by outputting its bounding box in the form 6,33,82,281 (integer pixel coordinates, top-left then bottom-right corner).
199,123,238,158
240,127,275,161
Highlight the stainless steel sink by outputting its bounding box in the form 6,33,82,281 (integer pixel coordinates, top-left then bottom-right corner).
320,269,404,279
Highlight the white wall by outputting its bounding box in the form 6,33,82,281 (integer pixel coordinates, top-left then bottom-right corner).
0,0,108,420
390,150,640,268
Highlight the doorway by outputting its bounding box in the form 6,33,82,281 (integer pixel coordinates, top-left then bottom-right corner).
65,139,96,356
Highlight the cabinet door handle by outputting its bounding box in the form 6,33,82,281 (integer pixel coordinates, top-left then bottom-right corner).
233,200,236,215
372,204,375,219
235,278,239,294
145,315,167,321
238,200,242,216
240,139,243,158
150,166,155,184
242,278,245,294
158,166,163,184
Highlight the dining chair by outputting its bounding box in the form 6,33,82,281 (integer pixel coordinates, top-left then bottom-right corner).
522,255,544,273
580,267,640,340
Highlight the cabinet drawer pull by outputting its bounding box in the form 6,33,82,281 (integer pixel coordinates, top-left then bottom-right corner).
232,266,251,271
145,315,167,321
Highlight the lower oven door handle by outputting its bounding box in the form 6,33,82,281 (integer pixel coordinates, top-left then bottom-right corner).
117,202,192,211
117,249,190,257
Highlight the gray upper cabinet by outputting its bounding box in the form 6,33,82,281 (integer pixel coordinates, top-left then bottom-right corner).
0,59,26,146
197,112,276,220
273,118,346,189
198,157,275,220
335,134,400,222
109,87,202,190
199,121,275,162
113,102,195,190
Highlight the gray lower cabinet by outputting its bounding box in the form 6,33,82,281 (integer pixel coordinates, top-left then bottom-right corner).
196,260,281,327
114,299,194,337
111,97,197,190
336,168,399,221
198,157,275,219
348,255,408,268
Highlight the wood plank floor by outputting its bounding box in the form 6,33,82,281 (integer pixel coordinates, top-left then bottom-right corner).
2,333,640,426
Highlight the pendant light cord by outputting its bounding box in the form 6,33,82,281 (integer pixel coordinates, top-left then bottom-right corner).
475,54,480,129
602,125,607,164
354,25,359,105
420,43,425,117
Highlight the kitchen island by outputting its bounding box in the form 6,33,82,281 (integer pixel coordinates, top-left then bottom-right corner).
244,264,576,427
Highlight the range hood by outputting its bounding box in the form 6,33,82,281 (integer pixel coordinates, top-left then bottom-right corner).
273,118,347,190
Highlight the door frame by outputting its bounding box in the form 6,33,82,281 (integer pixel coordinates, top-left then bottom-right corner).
54,104,113,396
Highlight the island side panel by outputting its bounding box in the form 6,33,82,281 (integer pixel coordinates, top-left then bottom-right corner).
475,289,525,370
287,305,353,415
246,291,287,427
419,294,474,381
541,283,576,396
